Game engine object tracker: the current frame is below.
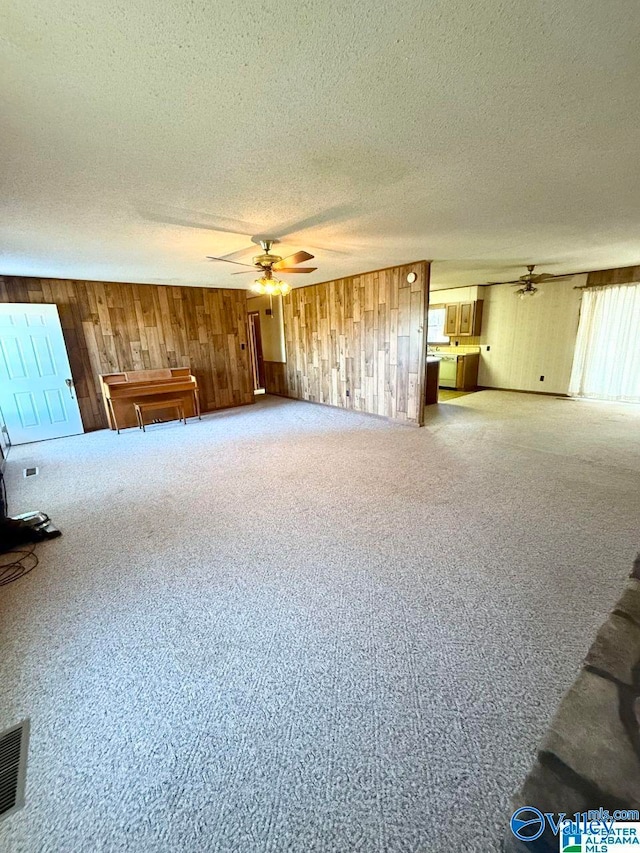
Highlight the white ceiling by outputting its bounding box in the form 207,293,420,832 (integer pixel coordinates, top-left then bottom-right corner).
2,0,640,291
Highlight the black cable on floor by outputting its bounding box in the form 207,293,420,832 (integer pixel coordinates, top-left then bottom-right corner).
0,468,8,518
0,546,39,587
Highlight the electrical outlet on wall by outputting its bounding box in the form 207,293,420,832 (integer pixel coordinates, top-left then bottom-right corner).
540,375,545,381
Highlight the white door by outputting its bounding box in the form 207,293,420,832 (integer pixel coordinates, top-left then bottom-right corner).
0,303,84,444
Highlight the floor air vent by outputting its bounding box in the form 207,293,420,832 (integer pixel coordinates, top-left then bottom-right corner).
0,720,29,821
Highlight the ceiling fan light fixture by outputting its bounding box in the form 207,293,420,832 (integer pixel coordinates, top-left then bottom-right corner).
250,277,290,296
516,285,540,299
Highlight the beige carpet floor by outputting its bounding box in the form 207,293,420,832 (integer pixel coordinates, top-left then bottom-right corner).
1,391,639,852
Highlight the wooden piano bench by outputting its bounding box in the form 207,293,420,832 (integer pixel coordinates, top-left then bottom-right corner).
133,399,186,432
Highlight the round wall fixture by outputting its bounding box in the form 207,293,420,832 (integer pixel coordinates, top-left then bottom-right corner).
407,272,417,283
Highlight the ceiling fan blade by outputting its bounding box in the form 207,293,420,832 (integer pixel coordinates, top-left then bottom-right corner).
273,251,314,269
231,269,260,275
206,256,257,268
274,267,317,273
220,245,257,262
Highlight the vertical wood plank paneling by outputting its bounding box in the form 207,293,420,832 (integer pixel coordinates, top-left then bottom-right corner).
281,261,430,424
263,361,288,395
0,276,254,431
586,265,640,286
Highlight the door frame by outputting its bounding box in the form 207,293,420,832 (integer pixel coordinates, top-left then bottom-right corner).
247,311,266,392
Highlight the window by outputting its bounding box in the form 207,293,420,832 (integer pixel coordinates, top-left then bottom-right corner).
427,305,449,343
569,282,640,402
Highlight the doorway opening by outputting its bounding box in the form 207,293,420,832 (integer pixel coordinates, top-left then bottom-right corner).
248,311,266,394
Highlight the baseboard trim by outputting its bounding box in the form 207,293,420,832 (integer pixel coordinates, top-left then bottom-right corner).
477,386,569,398
261,393,422,426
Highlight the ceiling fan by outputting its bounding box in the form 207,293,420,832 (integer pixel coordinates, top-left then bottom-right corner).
485,265,574,298
206,239,316,295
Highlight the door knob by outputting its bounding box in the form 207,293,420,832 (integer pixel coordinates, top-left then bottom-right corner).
65,378,75,399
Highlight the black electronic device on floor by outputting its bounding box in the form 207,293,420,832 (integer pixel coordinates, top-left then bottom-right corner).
0,470,61,555
12,511,60,538
0,513,61,554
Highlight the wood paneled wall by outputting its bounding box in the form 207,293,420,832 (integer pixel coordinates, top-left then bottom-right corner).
263,361,288,396
586,265,640,286
0,276,254,431
281,262,430,424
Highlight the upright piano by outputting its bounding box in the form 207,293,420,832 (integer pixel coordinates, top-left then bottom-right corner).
99,367,200,432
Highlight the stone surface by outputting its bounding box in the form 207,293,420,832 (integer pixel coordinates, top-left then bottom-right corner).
513,759,589,817
505,562,640,852
502,835,556,853
585,611,640,685
543,669,640,804
615,577,640,624
509,761,589,852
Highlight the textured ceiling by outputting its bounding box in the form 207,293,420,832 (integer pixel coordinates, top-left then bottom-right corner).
2,0,640,290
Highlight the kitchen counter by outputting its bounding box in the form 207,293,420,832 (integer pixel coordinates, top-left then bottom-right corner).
427,350,480,391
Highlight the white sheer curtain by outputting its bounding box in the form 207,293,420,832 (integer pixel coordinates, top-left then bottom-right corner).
569,283,640,402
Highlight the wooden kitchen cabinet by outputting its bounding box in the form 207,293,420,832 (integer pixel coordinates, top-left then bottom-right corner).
435,352,480,391
425,359,440,404
456,352,480,390
458,302,473,335
445,303,459,336
444,300,483,337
